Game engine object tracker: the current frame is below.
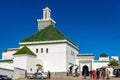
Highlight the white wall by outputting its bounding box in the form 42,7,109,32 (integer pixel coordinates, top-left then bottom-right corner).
0,62,13,70
26,55,39,73
13,55,38,73
111,56,119,61
24,43,67,72
0,68,13,78
0,54,38,74
13,55,27,70
66,44,78,70
92,61,109,70
99,57,109,61
2,50,17,60
14,68,26,79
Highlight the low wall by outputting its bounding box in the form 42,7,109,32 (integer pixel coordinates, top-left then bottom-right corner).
14,67,27,79
0,67,27,79
0,68,14,77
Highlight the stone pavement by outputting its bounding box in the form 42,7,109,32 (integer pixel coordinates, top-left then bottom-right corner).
50,76,120,80
18,76,120,80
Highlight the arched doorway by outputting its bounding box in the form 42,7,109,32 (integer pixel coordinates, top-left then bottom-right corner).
82,65,89,76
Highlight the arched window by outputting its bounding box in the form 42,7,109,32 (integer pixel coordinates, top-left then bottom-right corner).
45,11,47,19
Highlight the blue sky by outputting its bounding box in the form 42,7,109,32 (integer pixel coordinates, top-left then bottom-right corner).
0,0,120,59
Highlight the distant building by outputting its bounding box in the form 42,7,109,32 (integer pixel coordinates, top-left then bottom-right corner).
0,7,119,77
111,56,119,61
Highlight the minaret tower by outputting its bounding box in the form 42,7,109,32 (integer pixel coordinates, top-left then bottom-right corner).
43,7,51,20
37,7,56,31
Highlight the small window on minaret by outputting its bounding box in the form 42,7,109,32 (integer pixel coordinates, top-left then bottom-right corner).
41,48,43,53
45,11,47,19
36,49,38,53
46,48,48,53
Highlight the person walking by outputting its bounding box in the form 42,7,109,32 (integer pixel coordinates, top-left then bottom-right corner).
96,69,100,80
106,69,110,79
102,69,106,80
99,69,103,80
89,70,92,80
92,70,96,80
47,71,51,79
84,70,87,79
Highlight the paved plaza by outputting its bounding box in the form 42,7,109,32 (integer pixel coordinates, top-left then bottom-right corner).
51,76,120,80
17,76,120,80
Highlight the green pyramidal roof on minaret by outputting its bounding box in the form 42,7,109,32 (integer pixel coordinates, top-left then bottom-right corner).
13,46,36,56
20,25,68,42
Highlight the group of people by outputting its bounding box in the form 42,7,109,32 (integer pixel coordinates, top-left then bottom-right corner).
67,67,111,80
87,68,110,80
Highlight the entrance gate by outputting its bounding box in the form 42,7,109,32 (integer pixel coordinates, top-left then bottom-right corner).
82,65,89,76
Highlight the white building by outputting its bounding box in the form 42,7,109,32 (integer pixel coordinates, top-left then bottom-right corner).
111,56,119,61
0,7,119,77
0,7,78,76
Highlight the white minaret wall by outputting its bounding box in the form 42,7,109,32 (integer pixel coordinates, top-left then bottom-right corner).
37,7,56,31
43,7,51,20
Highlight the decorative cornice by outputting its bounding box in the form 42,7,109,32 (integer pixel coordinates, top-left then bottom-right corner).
77,54,94,56
19,40,67,45
3,48,19,52
0,59,13,63
19,40,79,50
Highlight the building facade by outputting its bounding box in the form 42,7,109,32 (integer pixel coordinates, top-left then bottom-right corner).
0,7,119,77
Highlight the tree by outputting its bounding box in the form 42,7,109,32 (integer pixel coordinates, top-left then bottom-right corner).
108,59,119,66
99,53,108,57
36,64,42,72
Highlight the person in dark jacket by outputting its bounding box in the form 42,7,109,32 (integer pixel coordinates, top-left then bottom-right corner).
89,70,92,80
47,71,51,79
84,70,87,79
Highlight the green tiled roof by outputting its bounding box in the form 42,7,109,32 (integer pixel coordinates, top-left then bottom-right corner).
99,53,108,57
13,46,36,56
0,59,13,63
20,25,68,42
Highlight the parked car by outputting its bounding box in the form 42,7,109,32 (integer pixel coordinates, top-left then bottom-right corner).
113,68,120,77
28,72,47,79
41,72,48,79
0,75,11,80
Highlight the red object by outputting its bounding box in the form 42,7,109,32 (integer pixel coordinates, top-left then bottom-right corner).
92,70,96,79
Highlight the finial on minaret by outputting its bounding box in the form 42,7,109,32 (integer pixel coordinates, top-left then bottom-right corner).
43,0,50,19
46,0,49,8
37,6,56,31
